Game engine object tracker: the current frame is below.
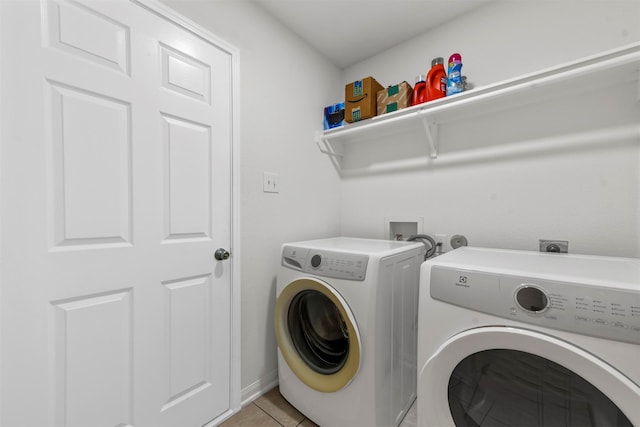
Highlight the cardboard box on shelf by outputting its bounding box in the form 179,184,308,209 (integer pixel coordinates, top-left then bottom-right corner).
344,76,384,123
377,81,413,115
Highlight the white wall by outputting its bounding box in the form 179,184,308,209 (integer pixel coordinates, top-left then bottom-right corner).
340,0,640,257
159,0,342,400
344,0,640,89
160,0,640,405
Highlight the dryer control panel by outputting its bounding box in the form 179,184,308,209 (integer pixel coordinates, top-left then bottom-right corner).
282,245,369,281
430,266,640,345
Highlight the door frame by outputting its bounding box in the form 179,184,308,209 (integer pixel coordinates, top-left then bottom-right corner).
0,0,242,424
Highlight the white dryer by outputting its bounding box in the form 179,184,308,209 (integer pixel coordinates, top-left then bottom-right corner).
417,247,640,427
275,237,425,427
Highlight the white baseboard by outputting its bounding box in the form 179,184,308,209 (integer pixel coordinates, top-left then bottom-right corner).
241,369,279,406
206,370,279,426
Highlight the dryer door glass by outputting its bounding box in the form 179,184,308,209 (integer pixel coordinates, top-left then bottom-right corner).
448,349,632,427
288,289,349,374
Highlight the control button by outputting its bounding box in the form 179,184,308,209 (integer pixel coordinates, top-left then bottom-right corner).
612,321,627,329
310,254,322,268
575,315,590,322
594,318,608,326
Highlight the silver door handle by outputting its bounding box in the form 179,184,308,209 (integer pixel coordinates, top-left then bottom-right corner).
214,248,230,261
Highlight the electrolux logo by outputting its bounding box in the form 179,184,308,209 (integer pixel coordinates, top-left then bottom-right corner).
455,275,470,288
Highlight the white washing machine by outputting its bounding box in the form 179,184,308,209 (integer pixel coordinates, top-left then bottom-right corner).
275,237,425,427
417,247,640,427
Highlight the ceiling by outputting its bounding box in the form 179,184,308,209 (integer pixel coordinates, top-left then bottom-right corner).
253,0,492,68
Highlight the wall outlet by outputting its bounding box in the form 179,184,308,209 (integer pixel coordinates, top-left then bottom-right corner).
435,234,449,253
539,239,568,253
263,172,279,193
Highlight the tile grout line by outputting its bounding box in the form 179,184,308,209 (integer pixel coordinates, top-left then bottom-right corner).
252,402,286,426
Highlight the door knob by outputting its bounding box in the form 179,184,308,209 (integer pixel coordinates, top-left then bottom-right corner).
214,248,230,261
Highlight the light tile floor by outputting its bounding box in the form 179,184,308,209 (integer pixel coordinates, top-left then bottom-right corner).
220,386,417,427
219,387,317,427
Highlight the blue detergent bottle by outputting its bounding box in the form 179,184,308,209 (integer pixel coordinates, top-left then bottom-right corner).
446,53,464,96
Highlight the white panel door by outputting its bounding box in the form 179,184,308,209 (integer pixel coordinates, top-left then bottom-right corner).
0,1,234,426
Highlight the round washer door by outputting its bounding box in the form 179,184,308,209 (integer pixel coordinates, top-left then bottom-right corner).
275,277,361,393
418,326,640,427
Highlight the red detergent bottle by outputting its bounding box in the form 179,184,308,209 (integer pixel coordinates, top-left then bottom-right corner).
426,57,446,101
411,75,427,106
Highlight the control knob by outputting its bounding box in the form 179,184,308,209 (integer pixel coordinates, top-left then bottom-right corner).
310,254,322,268
515,285,549,314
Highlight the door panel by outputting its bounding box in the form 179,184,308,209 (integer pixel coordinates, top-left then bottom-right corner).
162,115,212,240
48,82,133,247
45,0,131,74
161,275,213,410
160,44,211,103
51,290,133,427
1,1,233,426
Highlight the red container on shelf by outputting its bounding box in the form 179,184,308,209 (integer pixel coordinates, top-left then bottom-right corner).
426,57,446,101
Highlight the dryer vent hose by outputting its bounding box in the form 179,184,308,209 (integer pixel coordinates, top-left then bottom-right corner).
407,234,437,260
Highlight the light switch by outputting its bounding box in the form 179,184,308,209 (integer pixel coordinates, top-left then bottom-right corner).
263,172,279,193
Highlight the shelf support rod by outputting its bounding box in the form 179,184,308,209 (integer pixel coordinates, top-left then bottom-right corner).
420,116,438,159
315,139,343,159
315,131,344,175
315,131,343,159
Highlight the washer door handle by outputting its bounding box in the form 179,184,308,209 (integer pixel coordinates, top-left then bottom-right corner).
214,248,230,261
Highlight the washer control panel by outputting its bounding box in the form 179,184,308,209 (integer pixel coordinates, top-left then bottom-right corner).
430,266,640,345
282,245,369,281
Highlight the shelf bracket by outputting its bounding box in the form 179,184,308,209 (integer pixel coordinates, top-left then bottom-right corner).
420,116,438,159
315,131,344,175
315,131,343,159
